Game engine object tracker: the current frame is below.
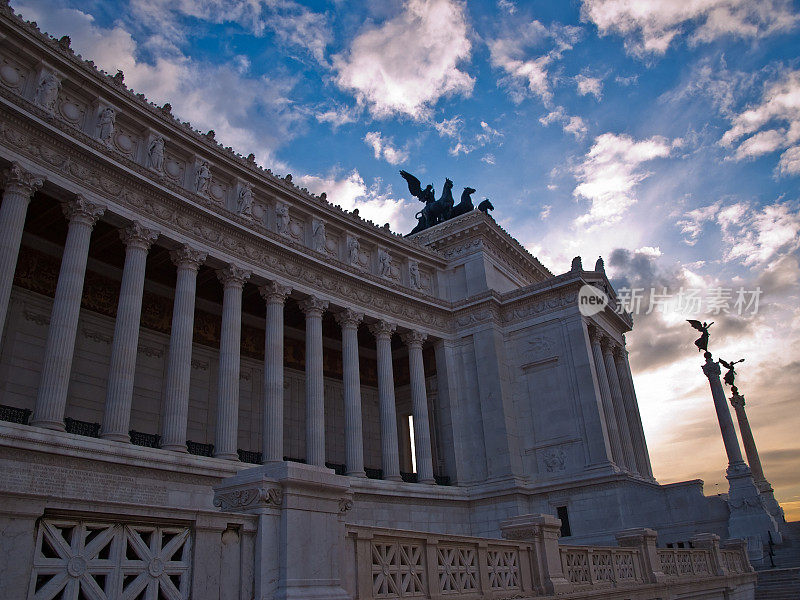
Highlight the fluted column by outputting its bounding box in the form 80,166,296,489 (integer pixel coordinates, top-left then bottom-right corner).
729,391,766,487
370,320,401,481
0,163,43,338
403,330,435,484
336,308,366,477
589,327,625,469
260,281,291,463
603,339,638,474
701,355,747,471
101,222,160,441
213,264,251,460
614,343,654,479
32,196,105,430
160,245,207,452
300,295,328,467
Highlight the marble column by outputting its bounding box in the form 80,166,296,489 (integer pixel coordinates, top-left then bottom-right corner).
100,222,160,441
32,196,105,430
614,343,654,479
299,295,328,467
403,330,435,484
588,327,625,469
603,339,638,474
369,321,401,481
214,264,251,460
160,245,207,452
730,390,784,521
0,163,43,338
260,281,291,463
336,308,366,477
701,355,746,470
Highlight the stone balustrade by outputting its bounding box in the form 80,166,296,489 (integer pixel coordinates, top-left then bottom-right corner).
343,520,754,600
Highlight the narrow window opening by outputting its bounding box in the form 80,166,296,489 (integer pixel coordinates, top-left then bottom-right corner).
556,505,571,537
408,415,417,473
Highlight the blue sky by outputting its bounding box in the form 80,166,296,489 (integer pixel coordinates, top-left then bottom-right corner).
12,0,800,517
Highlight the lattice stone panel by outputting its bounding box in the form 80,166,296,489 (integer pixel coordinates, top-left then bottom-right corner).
29,518,192,600
563,550,590,584
437,546,478,594
613,551,637,581
371,541,426,598
659,551,678,576
676,551,693,575
691,551,711,575
486,549,520,590
591,550,614,583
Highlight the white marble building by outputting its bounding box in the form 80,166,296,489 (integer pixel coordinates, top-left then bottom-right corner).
0,6,760,600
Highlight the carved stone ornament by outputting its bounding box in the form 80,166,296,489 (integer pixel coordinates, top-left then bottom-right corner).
148,135,165,172
213,486,284,511
543,447,567,472
237,182,254,218
34,71,60,114
500,527,539,541
401,330,427,348
335,308,364,329
2,162,44,195
259,281,292,303
216,263,252,287
369,320,396,339
169,245,207,270
312,218,327,253
97,107,115,146
195,161,211,196
275,201,290,235
378,248,392,278
299,295,329,317
60,195,105,226
119,221,159,250
347,235,361,267
408,260,421,289
338,497,354,514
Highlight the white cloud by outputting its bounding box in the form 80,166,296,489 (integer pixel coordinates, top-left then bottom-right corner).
434,117,502,155
488,20,582,106
581,0,799,57
539,106,587,138
573,133,676,228
720,69,800,174
297,170,417,232
315,105,359,129
540,204,551,219
364,131,409,165
678,200,800,266
333,0,473,120
481,154,496,165
497,0,516,14
575,73,603,100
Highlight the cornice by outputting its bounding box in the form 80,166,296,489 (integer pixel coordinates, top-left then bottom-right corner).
0,6,444,263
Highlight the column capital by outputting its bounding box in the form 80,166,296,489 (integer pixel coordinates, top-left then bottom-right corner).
335,308,364,329
119,221,159,251
170,245,207,270
2,162,44,195
587,323,602,344
369,320,395,340
730,392,746,409
216,263,251,288
61,194,105,227
299,295,328,317
259,281,292,303
702,355,721,378
401,330,427,349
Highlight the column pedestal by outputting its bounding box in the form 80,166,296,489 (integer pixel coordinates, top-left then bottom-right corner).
213,462,352,600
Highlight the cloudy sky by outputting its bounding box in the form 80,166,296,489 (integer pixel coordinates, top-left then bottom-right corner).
13,0,800,518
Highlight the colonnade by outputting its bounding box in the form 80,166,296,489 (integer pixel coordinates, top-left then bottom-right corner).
1,163,438,482
589,326,653,479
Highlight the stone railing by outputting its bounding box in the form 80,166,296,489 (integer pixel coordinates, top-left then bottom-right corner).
346,525,539,599
344,516,754,599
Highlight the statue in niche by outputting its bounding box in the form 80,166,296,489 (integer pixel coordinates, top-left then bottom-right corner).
34,71,60,113
97,107,116,145
148,135,165,171
347,236,360,267
312,219,326,252
195,161,211,196
275,202,290,235
719,358,744,388
409,261,421,289
687,320,713,354
237,183,254,218
378,248,392,277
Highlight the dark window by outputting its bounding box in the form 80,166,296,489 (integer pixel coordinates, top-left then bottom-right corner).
556,506,571,537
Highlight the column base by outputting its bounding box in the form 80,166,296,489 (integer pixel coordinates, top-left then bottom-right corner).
418,477,436,485
726,464,781,556
383,474,402,482
101,432,130,443
346,470,366,478
161,443,188,453
30,418,65,431
214,452,240,461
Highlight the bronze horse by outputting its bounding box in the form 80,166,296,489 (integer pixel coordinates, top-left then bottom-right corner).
451,187,476,218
